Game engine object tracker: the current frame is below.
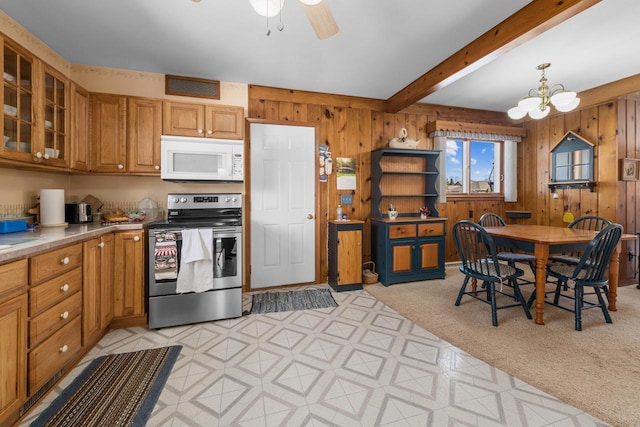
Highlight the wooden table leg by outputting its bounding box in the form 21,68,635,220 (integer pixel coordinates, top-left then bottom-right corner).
608,243,621,311
533,243,549,325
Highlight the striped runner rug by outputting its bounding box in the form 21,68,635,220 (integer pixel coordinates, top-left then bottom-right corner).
30,345,181,427
250,288,338,314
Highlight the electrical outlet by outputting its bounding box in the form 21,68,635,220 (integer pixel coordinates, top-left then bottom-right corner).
341,194,353,205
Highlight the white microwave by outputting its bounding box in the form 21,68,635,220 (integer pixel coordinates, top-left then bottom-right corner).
161,135,244,182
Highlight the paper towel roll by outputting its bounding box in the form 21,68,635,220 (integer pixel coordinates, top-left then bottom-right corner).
40,189,67,227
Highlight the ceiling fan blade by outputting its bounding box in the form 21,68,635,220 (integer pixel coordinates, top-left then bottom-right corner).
300,1,338,40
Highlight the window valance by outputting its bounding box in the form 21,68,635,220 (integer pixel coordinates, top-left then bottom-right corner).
426,120,526,142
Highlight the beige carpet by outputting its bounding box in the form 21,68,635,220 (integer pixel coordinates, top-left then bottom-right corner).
365,267,640,427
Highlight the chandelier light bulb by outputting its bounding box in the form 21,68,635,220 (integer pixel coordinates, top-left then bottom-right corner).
507,63,579,120
529,106,550,119
518,96,542,112
555,97,580,112
299,0,322,4
507,106,527,120
550,90,577,107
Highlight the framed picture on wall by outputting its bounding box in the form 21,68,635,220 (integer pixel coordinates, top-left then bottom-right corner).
621,158,639,181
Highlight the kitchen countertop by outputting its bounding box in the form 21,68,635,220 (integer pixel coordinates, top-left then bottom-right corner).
0,221,148,264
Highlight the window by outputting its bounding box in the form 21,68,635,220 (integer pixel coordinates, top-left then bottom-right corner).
446,139,502,194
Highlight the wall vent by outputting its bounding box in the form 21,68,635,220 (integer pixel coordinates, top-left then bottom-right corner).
165,75,220,100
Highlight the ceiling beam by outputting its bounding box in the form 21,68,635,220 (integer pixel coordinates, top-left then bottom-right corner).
385,0,602,113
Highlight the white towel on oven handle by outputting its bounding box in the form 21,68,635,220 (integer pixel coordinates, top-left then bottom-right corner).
177,228,213,293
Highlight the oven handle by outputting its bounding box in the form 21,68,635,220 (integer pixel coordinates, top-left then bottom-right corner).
156,227,241,238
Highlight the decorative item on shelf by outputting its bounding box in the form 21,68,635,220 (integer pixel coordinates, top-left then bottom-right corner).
507,63,580,120
388,204,398,220
419,206,431,219
389,128,419,149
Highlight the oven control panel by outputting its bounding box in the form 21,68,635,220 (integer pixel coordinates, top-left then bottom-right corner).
166,193,242,210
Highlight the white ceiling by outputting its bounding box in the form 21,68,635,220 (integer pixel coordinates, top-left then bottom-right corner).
1,0,638,114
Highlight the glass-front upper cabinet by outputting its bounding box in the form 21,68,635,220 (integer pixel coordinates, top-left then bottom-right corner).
2,40,34,158
43,66,68,164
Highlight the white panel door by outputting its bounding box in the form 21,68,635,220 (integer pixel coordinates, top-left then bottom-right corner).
250,123,316,289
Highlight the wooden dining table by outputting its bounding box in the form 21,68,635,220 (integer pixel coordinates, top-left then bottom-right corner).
482,224,636,325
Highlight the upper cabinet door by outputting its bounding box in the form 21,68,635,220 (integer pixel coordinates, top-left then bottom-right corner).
41,65,69,167
127,97,162,174
204,105,243,139
162,101,205,137
90,93,127,173
1,38,35,162
70,82,90,171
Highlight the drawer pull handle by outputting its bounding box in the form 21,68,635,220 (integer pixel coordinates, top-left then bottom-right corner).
59,345,68,353
117,164,124,169
154,165,160,170
98,242,105,248
60,311,69,319
134,236,140,242
61,256,70,265
60,284,70,292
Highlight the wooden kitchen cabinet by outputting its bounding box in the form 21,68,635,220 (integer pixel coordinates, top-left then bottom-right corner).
82,233,114,346
90,93,127,173
113,230,145,326
69,82,90,171
163,101,244,139
127,97,162,174
328,220,363,291
28,243,83,395
0,260,28,427
40,64,69,168
372,219,446,286
1,37,36,164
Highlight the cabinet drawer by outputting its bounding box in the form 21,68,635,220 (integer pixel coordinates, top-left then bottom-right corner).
0,259,28,303
30,291,82,348
30,243,83,285
389,224,416,239
29,316,81,393
29,267,82,316
418,222,444,237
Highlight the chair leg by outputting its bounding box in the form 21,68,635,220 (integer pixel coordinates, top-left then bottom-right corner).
594,287,612,324
512,280,532,319
575,286,583,331
553,279,565,305
455,275,470,306
488,282,498,327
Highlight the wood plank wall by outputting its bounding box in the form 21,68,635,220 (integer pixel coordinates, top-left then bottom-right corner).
248,85,516,282
513,96,639,283
248,84,639,285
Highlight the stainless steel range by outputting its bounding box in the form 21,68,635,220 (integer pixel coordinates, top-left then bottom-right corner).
148,193,242,329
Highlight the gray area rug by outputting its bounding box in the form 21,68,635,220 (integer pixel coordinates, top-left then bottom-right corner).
250,288,338,314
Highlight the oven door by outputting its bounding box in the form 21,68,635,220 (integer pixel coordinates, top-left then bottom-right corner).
149,227,242,296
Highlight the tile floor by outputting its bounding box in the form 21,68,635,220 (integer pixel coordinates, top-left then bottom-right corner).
21,282,608,427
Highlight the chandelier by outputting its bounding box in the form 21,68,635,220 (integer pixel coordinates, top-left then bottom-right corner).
507,63,580,120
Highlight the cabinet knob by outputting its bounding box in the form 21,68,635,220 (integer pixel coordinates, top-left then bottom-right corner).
61,256,70,265
134,236,140,242
35,151,43,159
207,130,213,135
60,311,69,319
307,214,314,219
198,129,204,134
60,284,70,292
117,164,124,169
98,242,105,248
59,345,68,353
43,153,50,160
154,165,160,170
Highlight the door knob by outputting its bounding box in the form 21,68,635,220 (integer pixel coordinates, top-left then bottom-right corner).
307,214,314,219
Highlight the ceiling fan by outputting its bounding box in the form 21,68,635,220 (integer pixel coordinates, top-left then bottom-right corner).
246,0,339,40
